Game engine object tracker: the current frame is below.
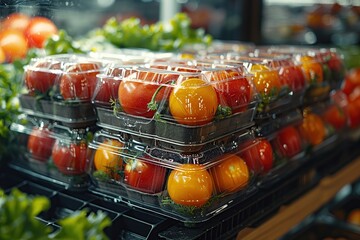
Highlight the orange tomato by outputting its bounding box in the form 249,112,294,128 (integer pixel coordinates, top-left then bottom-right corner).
210,154,249,193
347,208,360,226
2,13,31,33
0,47,5,63
167,164,213,207
94,139,124,180
249,64,281,101
299,112,326,146
0,29,28,62
169,78,219,126
299,55,324,84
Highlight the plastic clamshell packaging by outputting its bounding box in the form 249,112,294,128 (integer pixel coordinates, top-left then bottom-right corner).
87,128,261,223
202,53,307,118
9,114,94,190
251,109,309,188
93,62,259,152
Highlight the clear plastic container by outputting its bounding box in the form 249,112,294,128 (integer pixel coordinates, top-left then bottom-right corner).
9,114,94,190
94,63,258,152
23,54,111,102
87,128,260,223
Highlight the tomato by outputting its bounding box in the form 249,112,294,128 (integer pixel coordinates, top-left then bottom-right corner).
60,63,101,101
342,77,357,96
347,209,360,226
278,65,306,92
118,71,171,118
25,16,58,48
52,141,88,175
94,139,124,180
241,138,273,173
169,77,218,126
27,126,55,162
345,98,360,129
249,64,282,102
299,112,326,146
344,68,360,87
0,29,28,62
124,157,166,194
323,104,346,130
273,126,302,159
0,47,5,64
167,164,213,207
299,55,324,84
2,13,31,33
210,154,249,193
93,76,121,105
209,70,251,113
24,60,61,95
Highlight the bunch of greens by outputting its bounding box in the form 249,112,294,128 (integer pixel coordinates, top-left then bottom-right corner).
0,188,111,240
98,13,212,51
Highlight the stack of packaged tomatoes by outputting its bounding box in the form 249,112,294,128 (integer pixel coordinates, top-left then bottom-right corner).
9,43,354,224
9,54,110,189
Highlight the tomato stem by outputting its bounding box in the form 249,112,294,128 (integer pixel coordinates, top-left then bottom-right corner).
147,84,165,111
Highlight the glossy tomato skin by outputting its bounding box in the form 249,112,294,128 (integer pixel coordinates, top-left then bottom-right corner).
241,138,273,173
93,76,121,106
60,63,101,101
299,56,324,84
118,71,171,118
93,139,124,180
211,70,251,113
124,158,166,194
273,126,302,159
25,61,61,95
323,104,347,130
210,154,249,193
2,13,31,33
278,65,306,92
169,78,219,126
25,16,58,48
0,29,28,62
52,141,88,175
250,64,282,98
27,126,55,162
299,112,326,146
167,164,213,207
345,99,360,129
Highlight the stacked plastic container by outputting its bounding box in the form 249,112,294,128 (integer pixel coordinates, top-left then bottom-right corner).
87,59,263,223
9,54,112,190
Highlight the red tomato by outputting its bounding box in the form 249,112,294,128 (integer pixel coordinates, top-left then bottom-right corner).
93,76,121,105
0,29,28,62
52,141,88,175
323,105,346,130
210,154,249,193
210,70,251,113
2,13,31,33
27,126,55,162
345,68,360,87
241,138,274,173
278,65,306,92
273,126,302,159
342,78,356,96
60,63,101,101
25,16,58,48
118,71,171,118
24,61,61,95
124,157,166,194
346,98,360,129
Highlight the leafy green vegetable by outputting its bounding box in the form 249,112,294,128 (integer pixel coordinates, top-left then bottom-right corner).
0,189,111,240
99,13,212,51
